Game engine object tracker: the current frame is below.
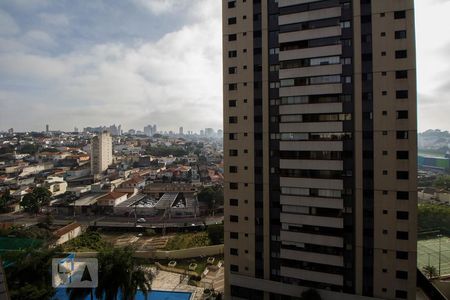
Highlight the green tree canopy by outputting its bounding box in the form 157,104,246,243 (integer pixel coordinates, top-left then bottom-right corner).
0,190,13,213
418,203,450,232
198,186,224,210
207,224,224,245
20,187,51,214
434,175,450,190
95,246,152,300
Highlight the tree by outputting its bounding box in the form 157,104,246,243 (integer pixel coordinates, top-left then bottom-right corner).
198,186,224,213
434,175,450,190
20,187,51,214
0,189,13,213
300,289,322,300
19,144,40,155
4,247,61,300
207,224,224,245
423,265,438,279
95,246,152,300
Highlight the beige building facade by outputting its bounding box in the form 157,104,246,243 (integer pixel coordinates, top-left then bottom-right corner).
90,131,113,175
223,0,417,299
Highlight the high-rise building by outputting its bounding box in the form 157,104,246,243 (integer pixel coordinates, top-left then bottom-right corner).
205,128,214,137
223,1,417,299
46,124,49,132
90,131,113,175
179,126,184,135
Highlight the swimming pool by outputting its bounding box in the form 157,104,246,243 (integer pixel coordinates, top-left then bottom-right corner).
53,289,192,300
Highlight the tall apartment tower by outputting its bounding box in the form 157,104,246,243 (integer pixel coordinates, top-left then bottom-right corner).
91,131,113,175
223,1,417,299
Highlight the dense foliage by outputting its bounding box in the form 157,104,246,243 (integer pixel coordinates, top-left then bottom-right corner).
433,175,450,190
3,247,62,300
0,190,14,213
63,231,111,252
20,187,51,214
418,203,450,232
164,232,210,250
197,186,224,210
207,224,224,245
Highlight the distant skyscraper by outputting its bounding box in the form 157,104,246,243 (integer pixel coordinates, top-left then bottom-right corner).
179,127,184,135
74,127,79,133
46,124,49,132
200,130,204,136
90,132,113,175
223,1,417,299
205,128,214,137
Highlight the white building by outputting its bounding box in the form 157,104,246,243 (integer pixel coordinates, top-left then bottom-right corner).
90,132,113,175
44,176,68,196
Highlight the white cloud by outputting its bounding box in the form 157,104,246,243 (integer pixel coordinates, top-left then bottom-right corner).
132,0,189,15
0,9,20,36
0,0,222,132
22,30,56,48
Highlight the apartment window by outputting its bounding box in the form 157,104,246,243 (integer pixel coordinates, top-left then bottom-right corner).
395,30,407,39
230,232,239,239
397,151,409,160
396,90,409,99
340,21,351,28
228,67,237,74
396,70,408,79
230,248,238,256
397,191,409,200
230,264,239,272
229,149,238,156
397,171,409,180
269,64,279,72
395,290,408,299
397,110,408,119
229,198,238,206
230,215,239,222
228,50,237,58
228,34,237,41
228,84,237,91
397,211,409,220
230,182,238,190
396,271,408,280
229,166,238,173
269,48,279,55
395,50,407,59
229,133,237,140
229,116,238,124
397,131,409,139
397,231,409,240
396,251,409,260
229,100,237,107
228,17,237,25
394,11,406,19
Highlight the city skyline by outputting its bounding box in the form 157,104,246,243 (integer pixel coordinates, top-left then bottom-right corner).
0,0,449,132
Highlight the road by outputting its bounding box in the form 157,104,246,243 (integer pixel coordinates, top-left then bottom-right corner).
0,212,224,229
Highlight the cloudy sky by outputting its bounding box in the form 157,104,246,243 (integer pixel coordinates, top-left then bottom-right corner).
0,0,448,133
